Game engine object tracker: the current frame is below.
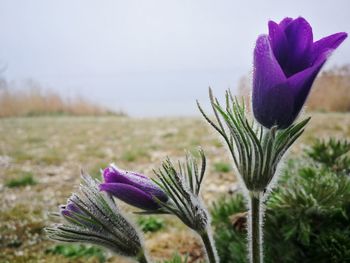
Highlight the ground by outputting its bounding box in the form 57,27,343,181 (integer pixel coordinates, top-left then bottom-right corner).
0,113,349,262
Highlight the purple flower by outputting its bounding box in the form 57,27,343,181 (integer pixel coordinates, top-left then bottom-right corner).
61,202,80,216
99,165,168,210
60,201,91,225
253,17,347,129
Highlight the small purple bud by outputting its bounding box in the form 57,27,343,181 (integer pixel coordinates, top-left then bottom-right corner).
60,201,86,222
99,165,168,210
252,17,347,129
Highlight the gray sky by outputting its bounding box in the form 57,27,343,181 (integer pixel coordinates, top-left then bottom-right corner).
0,0,349,116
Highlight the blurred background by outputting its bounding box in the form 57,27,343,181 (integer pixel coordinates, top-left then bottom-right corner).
0,0,349,117
1,1,350,263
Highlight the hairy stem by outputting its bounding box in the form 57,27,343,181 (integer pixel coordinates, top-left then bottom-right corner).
200,228,219,263
137,250,149,263
249,191,263,263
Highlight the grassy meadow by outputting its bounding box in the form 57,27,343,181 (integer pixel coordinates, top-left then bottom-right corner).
0,113,349,262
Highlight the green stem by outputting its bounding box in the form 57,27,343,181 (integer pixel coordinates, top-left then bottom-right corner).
249,191,263,263
137,250,149,263
200,228,218,263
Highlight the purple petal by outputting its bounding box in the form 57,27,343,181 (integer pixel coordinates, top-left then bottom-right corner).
278,17,293,31
103,165,168,202
284,17,313,75
60,202,93,226
126,174,168,202
103,166,117,182
66,202,81,214
253,35,286,88
103,165,147,183
61,203,81,219
253,35,292,128
312,32,348,62
252,17,348,129
60,209,72,217
99,183,160,210
254,82,295,129
268,20,289,67
253,35,286,113
287,51,329,119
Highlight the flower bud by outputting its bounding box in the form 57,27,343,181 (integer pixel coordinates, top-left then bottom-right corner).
253,17,347,129
99,165,168,210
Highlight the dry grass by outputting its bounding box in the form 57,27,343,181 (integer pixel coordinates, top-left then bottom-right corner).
308,65,350,112
0,79,124,117
0,113,349,262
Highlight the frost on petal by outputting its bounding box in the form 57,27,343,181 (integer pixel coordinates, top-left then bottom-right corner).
103,166,146,183
127,175,169,202
253,35,286,91
102,166,128,183
99,183,160,210
253,35,287,128
108,170,167,201
268,20,289,67
101,164,168,207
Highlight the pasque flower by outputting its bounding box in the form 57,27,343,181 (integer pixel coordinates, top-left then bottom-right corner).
153,150,219,263
253,17,347,129
47,175,148,261
99,165,168,210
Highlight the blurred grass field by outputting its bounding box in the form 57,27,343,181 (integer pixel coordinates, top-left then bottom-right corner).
0,113,349,262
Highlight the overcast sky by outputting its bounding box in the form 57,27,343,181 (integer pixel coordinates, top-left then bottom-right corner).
0,0,349,116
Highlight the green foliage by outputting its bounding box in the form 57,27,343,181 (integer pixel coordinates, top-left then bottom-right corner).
138,216,164,233
211,195,247,263
153,149,208,232
45,244,106,262
213,162,232,173
306,138,350,173
211,138,350,263
161,253,189,263
198,89,310,192
5,172,37,188
211,194,246,225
